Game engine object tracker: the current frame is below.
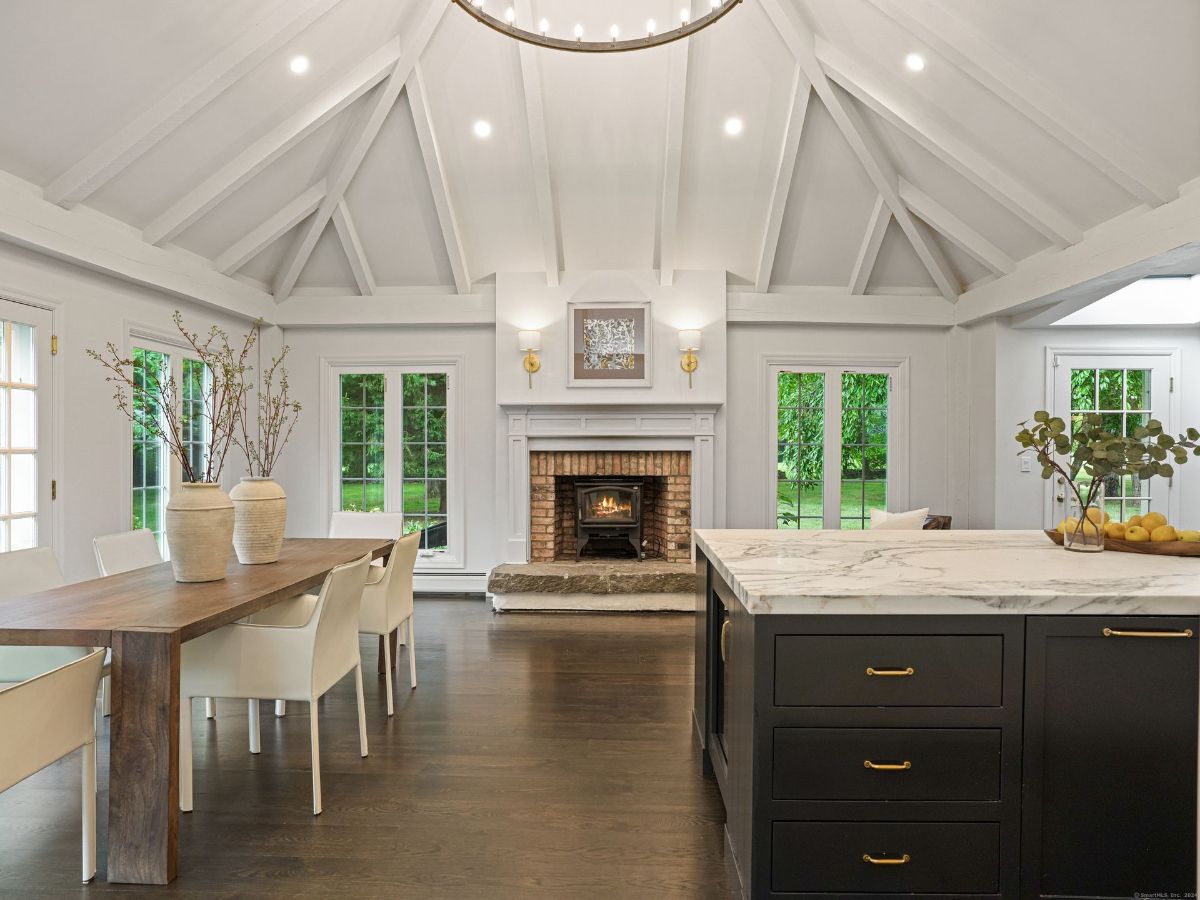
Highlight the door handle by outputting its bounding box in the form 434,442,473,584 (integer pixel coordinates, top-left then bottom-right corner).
719,619,731,663
863,853,910,865
864,760,912,771
865,667,914,677
1102,627,1194,639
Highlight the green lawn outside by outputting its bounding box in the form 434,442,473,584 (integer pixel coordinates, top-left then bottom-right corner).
341,481,446,514
777,480,886,528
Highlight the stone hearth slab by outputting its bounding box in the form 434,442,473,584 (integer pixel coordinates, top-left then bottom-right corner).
488,561,696,612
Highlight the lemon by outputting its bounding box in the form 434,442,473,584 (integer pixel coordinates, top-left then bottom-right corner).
1104,522,1127,540
1142,512,1168,532
1151,525,1179,542
1126,515,1143,528
1084,507,1107,526
1125,526,1151,542
1178,530,1200,542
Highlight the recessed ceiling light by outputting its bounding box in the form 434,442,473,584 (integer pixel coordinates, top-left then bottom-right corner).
289,55,310,75
473,120,492,139
905,52,925,72
724,117,743,137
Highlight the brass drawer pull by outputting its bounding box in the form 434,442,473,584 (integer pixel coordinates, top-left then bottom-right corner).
865,666,914,677
863,853,910,865
720,619,731,663
864,759,911,771
1102,627,1193,639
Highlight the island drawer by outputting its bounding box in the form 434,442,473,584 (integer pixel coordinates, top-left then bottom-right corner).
773,727,1001,801
771,820,1000,894
774,634,1004,707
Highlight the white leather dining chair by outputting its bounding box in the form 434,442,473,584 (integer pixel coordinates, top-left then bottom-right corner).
93,529,219,720
179,553,372,816
0,647,107,882
0,548,103,705
270,512,420,718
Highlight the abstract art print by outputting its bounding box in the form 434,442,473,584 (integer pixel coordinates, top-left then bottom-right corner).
568,301,651,386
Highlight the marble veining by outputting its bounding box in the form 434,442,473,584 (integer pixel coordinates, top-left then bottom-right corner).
693,529,1200,615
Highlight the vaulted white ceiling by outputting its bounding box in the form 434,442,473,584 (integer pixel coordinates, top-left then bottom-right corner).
0,0,1196,317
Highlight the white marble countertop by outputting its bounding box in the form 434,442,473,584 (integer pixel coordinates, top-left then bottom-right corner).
693,529,1200,615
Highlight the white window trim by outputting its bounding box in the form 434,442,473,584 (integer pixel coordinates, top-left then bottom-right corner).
321,355,466,571
763,353,911,529
1042,345,1182,527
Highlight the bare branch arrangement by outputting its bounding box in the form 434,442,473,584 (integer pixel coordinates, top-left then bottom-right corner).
87,312,256,484
235,338,302,478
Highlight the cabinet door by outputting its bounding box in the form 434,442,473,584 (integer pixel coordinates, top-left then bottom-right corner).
1022,616,1198,898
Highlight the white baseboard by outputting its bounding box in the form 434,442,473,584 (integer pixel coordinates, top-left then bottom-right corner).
490,592,695,612
415,573,488,593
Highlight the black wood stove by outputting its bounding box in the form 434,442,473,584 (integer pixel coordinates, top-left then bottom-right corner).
574,479,642,559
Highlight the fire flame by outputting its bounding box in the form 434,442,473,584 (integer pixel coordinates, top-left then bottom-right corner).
591,494,632,518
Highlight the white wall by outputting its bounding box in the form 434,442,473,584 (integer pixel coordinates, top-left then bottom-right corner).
494,270,727,406
724,323,953,529
0,242,253,582
273,324,497,587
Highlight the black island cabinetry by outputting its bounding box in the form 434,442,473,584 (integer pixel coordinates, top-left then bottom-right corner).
693,549,1199,899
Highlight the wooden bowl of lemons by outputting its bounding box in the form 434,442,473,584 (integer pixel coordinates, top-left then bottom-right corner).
1045,511,1200,555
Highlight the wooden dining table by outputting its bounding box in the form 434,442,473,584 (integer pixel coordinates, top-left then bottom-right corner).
0,537,392,885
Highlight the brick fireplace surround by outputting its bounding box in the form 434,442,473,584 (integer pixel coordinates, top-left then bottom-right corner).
530,450,692,563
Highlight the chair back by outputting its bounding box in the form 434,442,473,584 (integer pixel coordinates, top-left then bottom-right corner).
0,548,87,683
309,553,372,696
0,647,106,794
384,531,421,625
327,512,406,540
93,529,163,576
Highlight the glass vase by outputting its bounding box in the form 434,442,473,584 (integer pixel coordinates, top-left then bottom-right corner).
1064,481,1106,553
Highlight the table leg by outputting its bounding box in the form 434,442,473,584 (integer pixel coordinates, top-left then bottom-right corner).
107,630,180,885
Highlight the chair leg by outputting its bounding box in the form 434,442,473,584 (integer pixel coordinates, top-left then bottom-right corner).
355,664,369,757
180,699,194,812
82,740,96,883
248,699,261,754
309,701,322,816
275,699,287,717
406,617,417,689
101,675,111,717
382,636,394,717
398,621,406,647
205,697,216,719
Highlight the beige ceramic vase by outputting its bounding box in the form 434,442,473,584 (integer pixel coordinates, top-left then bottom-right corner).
230,477,287,564
165,482,234,582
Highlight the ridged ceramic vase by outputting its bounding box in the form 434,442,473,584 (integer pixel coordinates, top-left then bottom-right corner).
230,477,287,564
165,483,234,582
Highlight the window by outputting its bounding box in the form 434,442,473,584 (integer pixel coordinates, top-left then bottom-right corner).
772,361,904,530
0,302,51,553
130,341,210,555
332,363,461,565
1051,351,1176,525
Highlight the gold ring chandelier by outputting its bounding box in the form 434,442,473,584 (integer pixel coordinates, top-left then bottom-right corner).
449,0,743,53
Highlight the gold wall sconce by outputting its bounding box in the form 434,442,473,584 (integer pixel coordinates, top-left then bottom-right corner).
518,330,541,388
678,329,701,388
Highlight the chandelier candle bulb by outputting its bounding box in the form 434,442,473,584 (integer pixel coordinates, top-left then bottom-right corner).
574,23,583,39
504,6,514,24
681,8,690,24
610,23,619,40
647,19,656,35
538,17,548,34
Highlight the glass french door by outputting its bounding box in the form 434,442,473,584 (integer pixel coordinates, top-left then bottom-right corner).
1050,354,1174,527
775,366,894,530
0,300,52,553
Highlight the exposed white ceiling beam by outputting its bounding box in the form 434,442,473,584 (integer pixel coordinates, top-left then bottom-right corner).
143,37,404,247
331,200,376,295
898,178,1015,276
753,65,812,293
272,0,446,303
45,0,343,209
848,194,890,294
1008,275,1143,329
815,38,1083,248
759,0,958,301
658,40,690,288
863,0,1177,207
407,64,470,294
0,174,272,321
273,292,495,326
729,291,954,327
214,180,326,274
514,0,561,287
955,184,1200,324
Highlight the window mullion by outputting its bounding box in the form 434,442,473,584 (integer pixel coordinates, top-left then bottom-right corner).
823,368,841,529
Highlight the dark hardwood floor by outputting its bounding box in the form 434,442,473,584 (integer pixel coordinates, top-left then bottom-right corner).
0,599,738,898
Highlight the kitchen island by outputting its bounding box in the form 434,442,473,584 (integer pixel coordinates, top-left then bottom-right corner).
692,529,1199,899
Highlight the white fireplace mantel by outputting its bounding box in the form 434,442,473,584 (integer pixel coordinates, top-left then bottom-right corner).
500,404,721,564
